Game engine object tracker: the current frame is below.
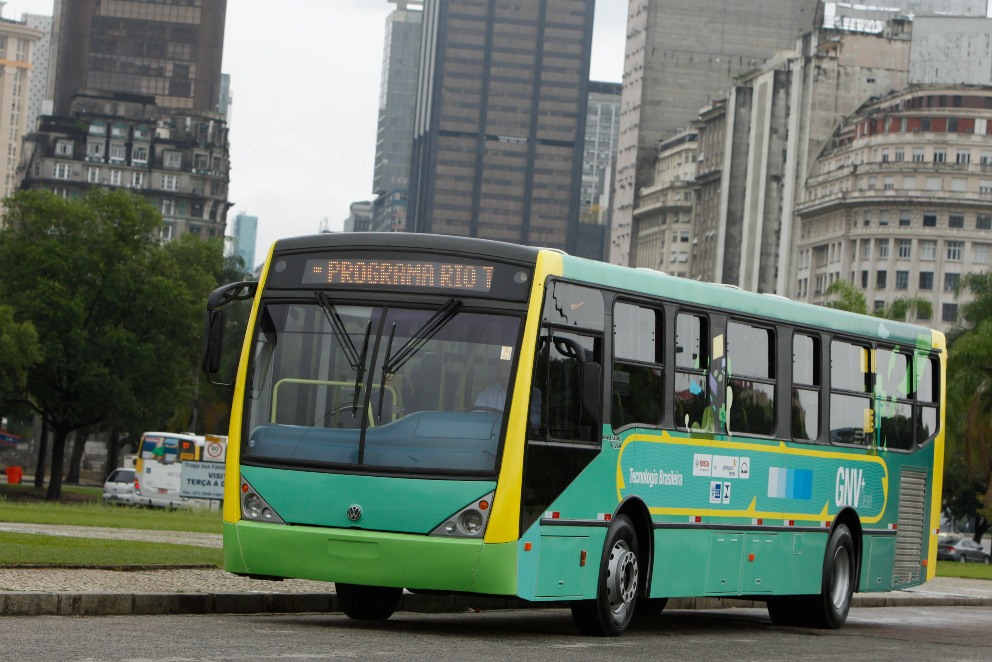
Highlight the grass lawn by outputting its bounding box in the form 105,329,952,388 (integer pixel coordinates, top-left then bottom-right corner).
0,532,222,567
935,560,992,581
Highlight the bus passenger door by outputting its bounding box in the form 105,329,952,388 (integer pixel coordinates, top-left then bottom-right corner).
520,328,603,534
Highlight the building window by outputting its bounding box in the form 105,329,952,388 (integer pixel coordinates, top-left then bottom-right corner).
164,151,182,169
947,241,963,260
86,167,99,183
110,169,122,186
52,162,71,179
919,272,933,290
927,177,942,191
942,303,958,323
956,150,971,164
878,239,889,258
913,148,925,162
883,177,894,190
861,270,869,288
974,243,991,264
903,176,916,190
879,211,890,226
86,142,104,161
867,177,877,190
933,149,947,163
895,270,908,289
132,146,148,164
109,143,126,163
952,178,967,193
89,121,106,136
899,211,911,227
55,140,73,157
161,199,175,215
131,172,144,188
897,239,911,258
920,240,937,260
876,270,887,289
923,213,937,228
162,174,179,191
978,214,992,230
949,214,965,228
861,239,871,259
110,123,127,138
894,148,904,162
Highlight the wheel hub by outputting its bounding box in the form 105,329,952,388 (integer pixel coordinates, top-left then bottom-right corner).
606,539,638,613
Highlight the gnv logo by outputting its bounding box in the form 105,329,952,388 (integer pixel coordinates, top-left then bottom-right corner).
835,467,865,508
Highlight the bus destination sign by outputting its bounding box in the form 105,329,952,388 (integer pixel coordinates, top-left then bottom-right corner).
302,258,495,293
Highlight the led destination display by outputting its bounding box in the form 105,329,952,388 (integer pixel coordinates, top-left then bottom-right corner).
303,258,495,293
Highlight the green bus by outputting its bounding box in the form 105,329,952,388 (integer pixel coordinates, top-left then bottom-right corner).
203,232,945,636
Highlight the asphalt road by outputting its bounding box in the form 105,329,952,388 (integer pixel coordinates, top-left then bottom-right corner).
2,605,990,661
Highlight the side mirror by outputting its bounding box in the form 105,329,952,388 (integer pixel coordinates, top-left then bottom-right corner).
202,310,224,375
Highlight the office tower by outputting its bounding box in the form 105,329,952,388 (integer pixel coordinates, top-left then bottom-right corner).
0,16,42,199
231,212,258,272
609,0,820,265
372,1,423,233
577,81,621,261
408,0,595,254
20,1,231,239
22,12,51,135
344,201,373,232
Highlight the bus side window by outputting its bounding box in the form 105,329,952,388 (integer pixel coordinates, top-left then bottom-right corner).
792,333,820,442
726,320,776,436
532,331,601,443
875,347,913,451
829,340,871,445
674,312,709,431
611,302,663,430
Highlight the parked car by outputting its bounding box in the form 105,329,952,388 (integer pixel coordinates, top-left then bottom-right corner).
937,535,991,564
102,468,136,505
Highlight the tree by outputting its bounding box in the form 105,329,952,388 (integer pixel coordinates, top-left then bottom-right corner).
0,305,40,408
823,280,932,321
0,189,222,499
945,272,992,541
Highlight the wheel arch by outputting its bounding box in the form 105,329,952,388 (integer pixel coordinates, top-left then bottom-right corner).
832,507,864,585
614,496,654,596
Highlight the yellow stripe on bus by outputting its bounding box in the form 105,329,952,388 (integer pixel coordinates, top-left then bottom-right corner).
485,250,564,544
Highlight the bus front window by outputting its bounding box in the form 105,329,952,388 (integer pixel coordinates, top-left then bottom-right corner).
243,301,522,473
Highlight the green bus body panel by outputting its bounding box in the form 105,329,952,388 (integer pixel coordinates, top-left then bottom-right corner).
240,465,496,534
224,521,518,595
520,425,937,600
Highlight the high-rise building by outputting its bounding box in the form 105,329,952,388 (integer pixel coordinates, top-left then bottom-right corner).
21,12,52,135
19,0,231,240
408,0,595,255
231,212,258,271
371,1,423,233
0,15,42,199
609,0,820,266
344,201,374,233
577,81,621,261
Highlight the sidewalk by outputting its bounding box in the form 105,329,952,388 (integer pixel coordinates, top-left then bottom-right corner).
2,522,992,616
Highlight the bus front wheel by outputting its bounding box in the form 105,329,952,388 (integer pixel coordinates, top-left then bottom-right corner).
804,523,855,629
335,583,402,621
571,514,640,636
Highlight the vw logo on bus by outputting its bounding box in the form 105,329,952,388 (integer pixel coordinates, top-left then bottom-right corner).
347,504,362,521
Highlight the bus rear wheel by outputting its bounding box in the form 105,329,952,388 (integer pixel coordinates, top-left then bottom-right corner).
571,514,640,636
803,523,855,629
335,583,402,621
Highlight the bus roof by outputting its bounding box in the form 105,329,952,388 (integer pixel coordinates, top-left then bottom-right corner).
267,233,938,348
560,252,939,348
273,232,545,265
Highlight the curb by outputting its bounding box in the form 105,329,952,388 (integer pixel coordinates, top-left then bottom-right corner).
2,591,990,617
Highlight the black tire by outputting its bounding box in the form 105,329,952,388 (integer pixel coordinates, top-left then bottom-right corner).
766,595,809,626
571,515,640,636
335,583,402,621
634,597,668,618
804,524,856,629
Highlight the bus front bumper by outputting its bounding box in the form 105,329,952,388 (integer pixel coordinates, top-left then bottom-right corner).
224,521,518,595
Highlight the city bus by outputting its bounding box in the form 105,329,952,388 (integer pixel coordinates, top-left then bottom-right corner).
202,232,945,636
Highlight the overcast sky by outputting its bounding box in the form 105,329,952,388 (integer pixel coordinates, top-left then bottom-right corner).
3,0,625,262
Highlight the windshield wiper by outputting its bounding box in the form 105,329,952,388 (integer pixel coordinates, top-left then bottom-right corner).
377,298,461,419
315,293,362,370
352,320,372,414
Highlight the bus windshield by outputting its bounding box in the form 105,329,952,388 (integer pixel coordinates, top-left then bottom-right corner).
243,299,522,474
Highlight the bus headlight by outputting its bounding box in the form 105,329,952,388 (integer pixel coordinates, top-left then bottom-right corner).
430,491,494,538
240,477,285,524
